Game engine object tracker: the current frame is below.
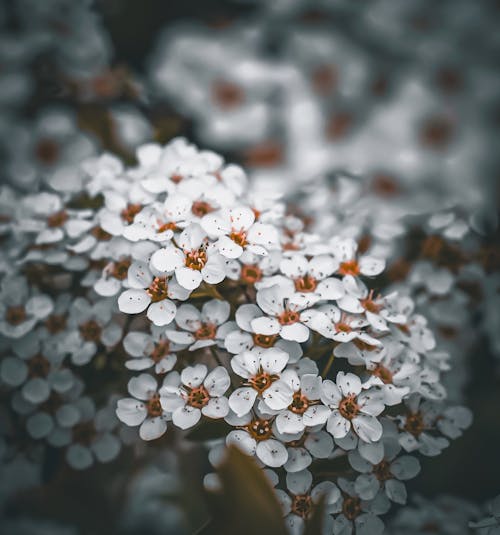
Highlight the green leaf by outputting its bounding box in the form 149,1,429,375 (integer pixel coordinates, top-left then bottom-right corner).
209,445,288,535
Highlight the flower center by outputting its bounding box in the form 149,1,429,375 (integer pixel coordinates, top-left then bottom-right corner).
194,322,217,340
252,333,277,348
335,321,352,333
294,274,318,293
79,320,102,342
360,290,381,313
404,412,425,437
156,220,179,234
147,393,163,417
342,496,362,520
372,364,393,384
289,391,310,415
5,305,27,326
246,418,273,441
146,277,169,303
35,139,59,165
291,494,313,518
338,394,360,420
191,201,215,217
240,264,262,285
278,308,300,325
213,80,244,109
421,235,445,260
109,257,131,280
45,314,67,334
230,229,248,247
47,210,69,228
28,354,50,378
185,249,207,271
339,260,360,276
373,460,392,481
120,203,142,224
91,226,113,241
72,421,96,446
312,64,337,95
353,338,378,351
150,340,170,363
186,385,210,409
248,369,278,394
171,173,183,184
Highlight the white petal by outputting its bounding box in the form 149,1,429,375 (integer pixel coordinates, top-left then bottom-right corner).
280,323,309,343
176,267,203,290
202,397,230,419
128,374,157,400
228,387,257,416
116,398,147,426
204,366,230,396
127,261,152,289
251,316,281,335
226,430,256,456
181,364,207,387
262,380,293,410
336,372,362,396
218,235,243,259
172,406,201,429
286,469,312,495
352,414,383,442
326,410,350,438
202,299,230,325
118,289,151,314
139,416,167,440
147,300,177,326
256,439,288,467
151,247,184,272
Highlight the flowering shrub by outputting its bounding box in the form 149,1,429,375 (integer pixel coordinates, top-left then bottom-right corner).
0,138,475,534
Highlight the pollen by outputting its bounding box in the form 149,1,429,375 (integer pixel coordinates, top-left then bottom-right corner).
246,418,273,441
47,210,69,228
252,333,278,348
79,320,102,342
120,203,142,224
338,394,360,420
278,308,300,325
247,369,278,394
146,277,169,302
185,249,208,271
186,385,210,409
339,259,360,276
146,394,163,417
230,229,248,247
5,306,27,326
240,264,262,285
194,322,217,340
289,391,310,414
294,274,318,293
291,494,313,518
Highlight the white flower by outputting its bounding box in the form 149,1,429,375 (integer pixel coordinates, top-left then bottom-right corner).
228,347,293,417
322,372,385,443
305,305,380,346
149,223,227,290
166,299,233,351
0,276,53,339
331,237,385,278
118,260,190,326
201,206,279,258
280,253,345,300
226,414,289,468
116,374,170,441
275,372,330,434
275,469,340,534
248,283,317,343
123,328,185,374
160,364,230,429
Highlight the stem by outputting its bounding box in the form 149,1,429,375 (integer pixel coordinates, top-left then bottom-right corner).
321,352,335,377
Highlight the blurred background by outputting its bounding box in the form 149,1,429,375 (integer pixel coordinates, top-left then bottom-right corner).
0,0,499,533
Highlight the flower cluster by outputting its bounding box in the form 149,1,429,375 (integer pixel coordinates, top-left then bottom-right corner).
0,137,481,533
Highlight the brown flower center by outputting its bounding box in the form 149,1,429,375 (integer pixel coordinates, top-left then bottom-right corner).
35,139,59,165
244,142,283,168
289,391,310,415
311,64,337,95
278,308,300,325
47,210,69,228
339,260,360,276
342,496,362,520
45,314,67,334
109,257,131,280
72,421,96,446
146,393,163,417
230,230,248,247
338,394,360,420
5,306,27,326
372,364,393,385
327,112,353,140
91,226,113,241
192,201,215,218
247,369,278,394
156,220,179,234
420,116,453,149
373,460,392,482
120,203,142,224
240,264,262,285
213,80,244,109
294,274,317,293
360,291,382,313
79,320,102,342
185,249,207,271
291,494,313,518
252,333,278,348
335,321,352,333
246,418,273,441
404,412,425,437
146,277,169,303
150,339,170,363
186,385,210,409
371,174,400,198
28,354,50,378
171,173,184,184
194,322,217,340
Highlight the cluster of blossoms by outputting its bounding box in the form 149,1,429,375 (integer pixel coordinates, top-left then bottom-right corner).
0,138,475,532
